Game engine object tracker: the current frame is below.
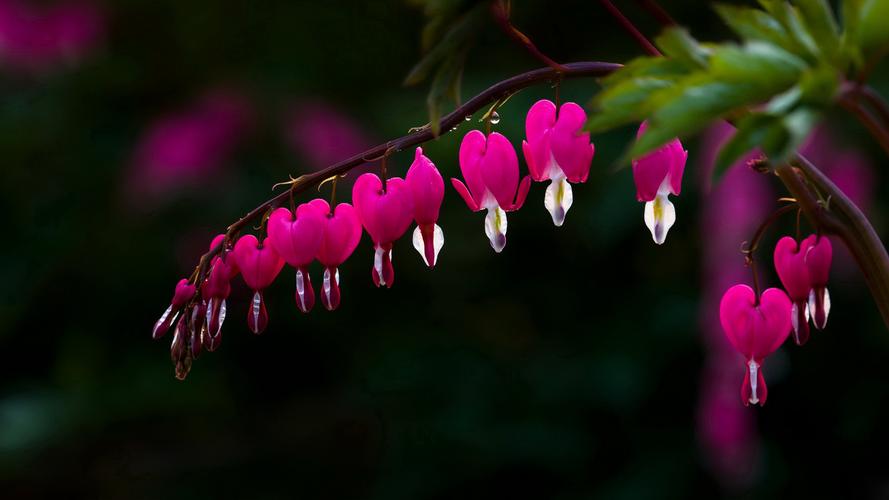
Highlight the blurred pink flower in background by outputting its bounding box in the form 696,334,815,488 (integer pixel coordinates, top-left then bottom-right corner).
125,89,254,204
697,122,770,488
801,125,875,214
284,100,372,172
0,0,104,73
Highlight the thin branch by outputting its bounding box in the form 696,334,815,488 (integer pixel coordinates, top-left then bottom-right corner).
838,92,889,157
490,0,568,72
858,85,889,127
192,61,621,285
598,0,661,57
788,156,889,328
634,0,676,27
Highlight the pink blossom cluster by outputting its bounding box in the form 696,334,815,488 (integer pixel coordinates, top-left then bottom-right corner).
720,234,833,406
152,99,691,379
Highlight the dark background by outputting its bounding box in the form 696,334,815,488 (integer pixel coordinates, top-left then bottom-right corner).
2,1,888,498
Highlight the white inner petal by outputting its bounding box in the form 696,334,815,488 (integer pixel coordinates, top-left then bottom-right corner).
374,245,385,286
411,224,445,267
295,269,306,308
251,291,262,329
643,193,676,245
323,268,332,300
544,176,573,227
747,359,760,405
484,206,508,253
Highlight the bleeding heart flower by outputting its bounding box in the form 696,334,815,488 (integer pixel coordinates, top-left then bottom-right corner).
152,278,196,339
308,199,362,310
352,173,414,288
521,99,594,226
267,204,326,313
405,147,445,267
201,234,239,351
719,285,792,406
773,236,815,345
451,130,531,252
803,234,832,330
170,315,192,380
632,122,687,245
233,235,285,334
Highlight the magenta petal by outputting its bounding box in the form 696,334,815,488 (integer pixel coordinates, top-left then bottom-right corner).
480,132,520,208
233,235,285,290
458,130,488,205
803,234,832,286
316,201,362,267
267,205,325,268
521,139,547,182
758,288,793,356
668,144,688,196
550,102,593,183
352,173,414,245
773,236,812,300
510,175,532,211
523,100,557,181
719,284,791,360
632,146,671,202
451,178,480,211
525,99,556,142
406,147,444,225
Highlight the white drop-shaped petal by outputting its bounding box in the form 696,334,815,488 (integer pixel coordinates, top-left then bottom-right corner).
251,291,262,330
412,224,445,267
295,269,307,310
323,267,332,300
544,177,573,227
808,286,831,329
643,193,676,245
153,304,174,337
484,206,508,253
747,359,760,406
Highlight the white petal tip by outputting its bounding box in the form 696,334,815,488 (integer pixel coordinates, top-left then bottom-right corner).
484,206,508,253
544,178,572,227
644,194,676,245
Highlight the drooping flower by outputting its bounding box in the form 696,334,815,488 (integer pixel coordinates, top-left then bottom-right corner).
521,99,594,226
267,204,326,313
352,173,414,287
308,199,362,310
451,130,531,252
232,235,285,334
719,285,792,406
201,234,239,351
170,315,192,380
632,122,687,244
405,147,445,267
803,234,832,330
773,236,815,345
152,278,196,339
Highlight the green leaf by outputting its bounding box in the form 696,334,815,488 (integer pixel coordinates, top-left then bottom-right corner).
654,27,710,69
712,113,780,181
403,2,485,86
426,51,466,137
856,0,889,58
599,57,689,87
586,77,676,133
709,42,807,90
795,0,840,61
714,4,796,50
628,78,763,159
